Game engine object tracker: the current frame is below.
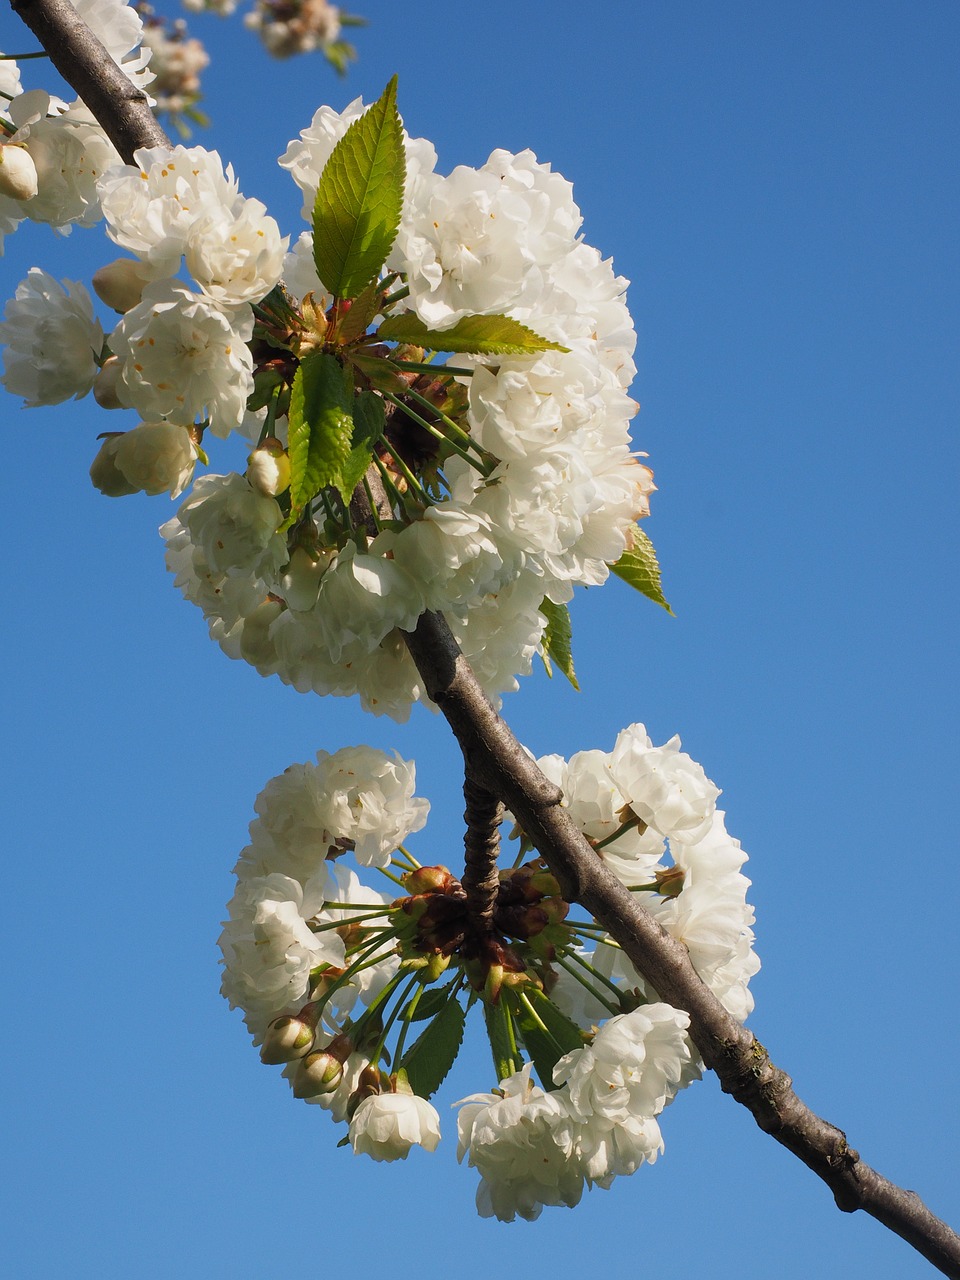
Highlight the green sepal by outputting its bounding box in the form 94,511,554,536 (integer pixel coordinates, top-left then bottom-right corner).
539,598,579,690
336,390,384,503
346,350,411,395
312,75,405,300
511,987,585,1092
336,281,382,344
398,996,465,1100
246,367,284,413
378,312,569,355
609,525,673,614
283,351,354,529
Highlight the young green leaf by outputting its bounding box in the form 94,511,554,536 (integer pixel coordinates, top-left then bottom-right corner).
335,389,385,503
609,525,674,614
378,312,569,355
511,987,585,1092
399,996,465,1099
312,75,405,300
285,351,354,526
539,598,579,690
400,984,453,1024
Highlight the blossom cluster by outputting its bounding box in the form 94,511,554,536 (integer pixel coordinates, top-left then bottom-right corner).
2,82,654,719
219,727,757,1220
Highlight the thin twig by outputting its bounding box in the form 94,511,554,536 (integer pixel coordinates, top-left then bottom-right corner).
461,771,503,935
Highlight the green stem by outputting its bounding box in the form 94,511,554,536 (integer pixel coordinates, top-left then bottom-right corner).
392,360,475,377
383,393,482,473
594,819,638,851
383,284,410,307
558,950,625,1010
402,385,490,467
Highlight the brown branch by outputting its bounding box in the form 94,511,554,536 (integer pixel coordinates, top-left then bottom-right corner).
10,0,169,161
461,772,503,934
403,610,960,1278
12,2,960,1272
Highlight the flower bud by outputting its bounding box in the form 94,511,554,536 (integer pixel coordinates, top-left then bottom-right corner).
0,144,38,201
89,434,137,497
92,258,152,313
260,1013,316,1065
93,356,124,410
401,865,456,896
238,597,283,666
278,545,334,612
246,438,291,496
292,1050,344,1098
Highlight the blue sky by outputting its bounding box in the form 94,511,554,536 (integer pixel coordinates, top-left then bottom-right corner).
2,2,958,1276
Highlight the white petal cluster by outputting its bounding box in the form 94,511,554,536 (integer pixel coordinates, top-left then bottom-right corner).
349,1090,441,1162
158,103,649,717
0,269,103,406
540,724,760,1023
110,281,255,436
457,1005,694,1220
245,0,343,60
219,746,428,1041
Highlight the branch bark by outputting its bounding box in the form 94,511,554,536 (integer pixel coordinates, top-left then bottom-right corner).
11,2,959,1273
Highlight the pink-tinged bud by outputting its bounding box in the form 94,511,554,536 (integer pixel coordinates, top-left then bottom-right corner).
247,439,291,497
260,1013,316,1064
292,1050,344,1098
89,434,137,497
0,144,38,201
92,258,152,313
93,357,124,410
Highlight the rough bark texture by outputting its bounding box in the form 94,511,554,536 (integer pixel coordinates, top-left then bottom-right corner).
10,0,168,160
12,3,960,1273
461,773,503,933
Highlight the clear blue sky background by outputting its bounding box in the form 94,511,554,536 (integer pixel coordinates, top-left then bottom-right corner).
2,2,958,1276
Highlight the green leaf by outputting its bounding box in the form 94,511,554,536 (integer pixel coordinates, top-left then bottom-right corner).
285,351,354,527
511,987,585,1092
312,75,405,300
400,985,451,1024
336,390,384,503
378,312,569,355
399,996,465,1100
539,598,579,690
609,525,674,614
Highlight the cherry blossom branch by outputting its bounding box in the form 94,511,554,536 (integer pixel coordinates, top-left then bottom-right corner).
403,610,960,1279
10,0,167,158
13,2,960,1273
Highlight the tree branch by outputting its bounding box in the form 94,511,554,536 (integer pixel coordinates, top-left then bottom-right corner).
10,0,168,160
12,2,959,1272
403,610,960,1278
461,771,503,935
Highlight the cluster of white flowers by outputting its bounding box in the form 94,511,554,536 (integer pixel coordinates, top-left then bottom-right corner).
218,727,756,1217
244,0,343,59
539,722,760,1024
458,1006,693,1221
150,97,650,716
0,1,154,245
220,745,427,1042
0,73,653,715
